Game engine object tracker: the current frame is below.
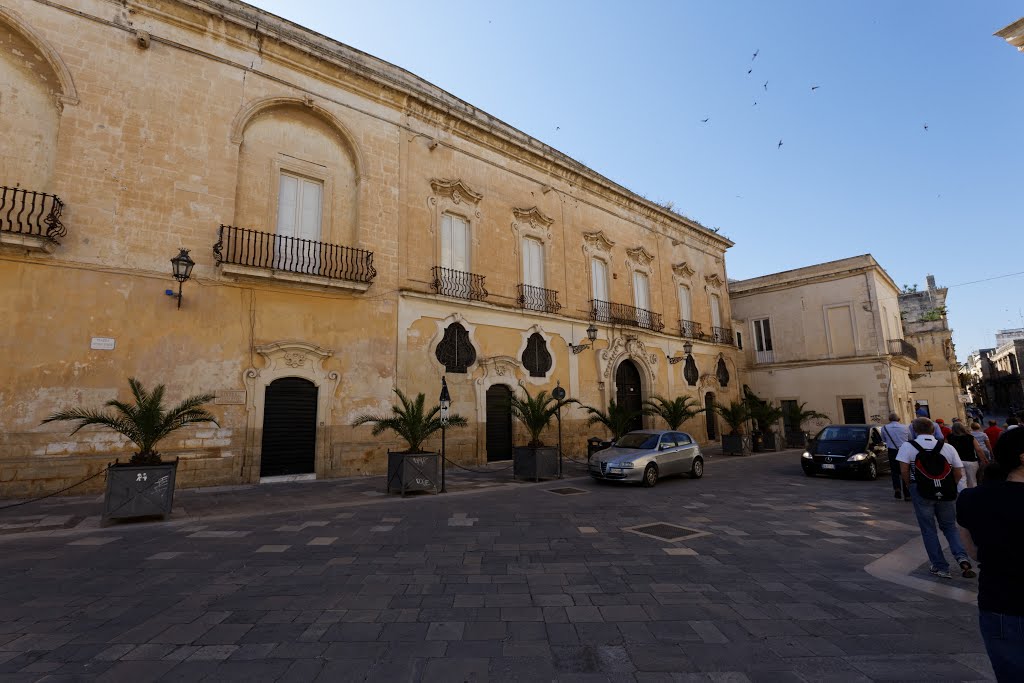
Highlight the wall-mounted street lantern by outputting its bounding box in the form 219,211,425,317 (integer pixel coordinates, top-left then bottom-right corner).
439,376,451,493
169,248,195,309
567,323,599,354
669,340,694,365
924,360,934,376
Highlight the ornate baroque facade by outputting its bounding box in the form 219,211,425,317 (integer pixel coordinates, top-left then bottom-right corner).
1,0,741,496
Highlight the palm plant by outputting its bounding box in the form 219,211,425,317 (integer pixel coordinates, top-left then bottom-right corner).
643,395,704,431
352,388,467,453
580,400,643,441
714,400,751,436
743,391,784,433
781,401,829,434
509,387,570,448
41,377,218,466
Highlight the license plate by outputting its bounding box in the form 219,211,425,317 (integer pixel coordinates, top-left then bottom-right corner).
821,464,836,470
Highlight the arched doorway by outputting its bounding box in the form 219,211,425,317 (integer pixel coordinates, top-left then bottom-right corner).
615,360,644,433
705,391,717,440
486,384,514,462
260,377,318,477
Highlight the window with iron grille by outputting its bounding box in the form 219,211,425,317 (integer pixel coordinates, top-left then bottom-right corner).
435,322,476,373
522,333,552,378
716,357,730,387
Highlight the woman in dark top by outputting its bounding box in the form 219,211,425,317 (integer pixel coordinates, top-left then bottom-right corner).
948,421,988,488
957,427,1024,681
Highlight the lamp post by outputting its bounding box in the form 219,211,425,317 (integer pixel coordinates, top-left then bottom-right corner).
669,340,694,365
924,361,934,376
552,381,567,479
567,323,599,354
170,248,195,309
439,376,451,493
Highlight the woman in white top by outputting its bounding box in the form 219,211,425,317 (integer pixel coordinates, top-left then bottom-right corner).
971,421,993,459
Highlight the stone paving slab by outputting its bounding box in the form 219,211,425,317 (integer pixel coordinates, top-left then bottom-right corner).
0,451,996,681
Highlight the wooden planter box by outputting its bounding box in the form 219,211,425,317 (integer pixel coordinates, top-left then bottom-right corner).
103,460,178,525
387,451,441,496
721,434,752,456
513,446,558,482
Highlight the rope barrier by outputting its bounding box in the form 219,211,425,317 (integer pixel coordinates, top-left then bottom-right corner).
0,471,108,511
442,456,514,474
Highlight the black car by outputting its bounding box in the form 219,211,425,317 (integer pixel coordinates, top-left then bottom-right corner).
800,424,890,480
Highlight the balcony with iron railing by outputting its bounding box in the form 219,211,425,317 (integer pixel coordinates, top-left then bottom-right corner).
0,186,66,252
517,284,561,314
431,266,488,301
590,299,664,332
887,338,919,362
679,319,703,340
213,225,376,290
755,349,775,364
710,326,734,345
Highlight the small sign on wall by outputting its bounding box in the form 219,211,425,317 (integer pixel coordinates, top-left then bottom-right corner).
90,337,116,351
215,390,246,405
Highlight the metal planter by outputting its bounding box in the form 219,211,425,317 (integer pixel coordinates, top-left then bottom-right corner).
387,451,441,496
103,460,178,525
721,434,752,456
513,446,558,482
761,432,786,451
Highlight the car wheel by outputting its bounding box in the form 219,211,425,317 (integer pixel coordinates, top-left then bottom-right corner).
865,460,878,481
689,457,704,479
642,463,659,488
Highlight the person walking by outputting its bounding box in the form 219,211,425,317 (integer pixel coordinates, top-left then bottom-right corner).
956,427,1024,681
971,421,994,461
897,417,975,579
936,418,952,438
985,420,1003,450
880,412,910,500
948,421,989,488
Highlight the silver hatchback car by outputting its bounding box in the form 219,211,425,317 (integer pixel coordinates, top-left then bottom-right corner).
588,429,704,487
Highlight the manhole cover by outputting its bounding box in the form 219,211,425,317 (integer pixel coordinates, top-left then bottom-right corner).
624,522,708,542
547,487,588,496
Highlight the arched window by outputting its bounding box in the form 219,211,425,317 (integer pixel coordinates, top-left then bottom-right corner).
716,357,730,387
522,333,552,378
435,323,476,373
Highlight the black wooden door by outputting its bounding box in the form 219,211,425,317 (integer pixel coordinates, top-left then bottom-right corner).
260,377,318,477
842,398,866,424
486,385,513,462
615,360,644,433
705,392,717,440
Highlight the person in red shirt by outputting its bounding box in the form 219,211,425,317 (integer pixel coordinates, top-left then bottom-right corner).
936,419,952,438
985,420,1003,449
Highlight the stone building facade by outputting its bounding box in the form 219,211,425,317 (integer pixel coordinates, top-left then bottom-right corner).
1,0,741,497
729,255,916,434
986,340,1024,413
897,275,965,423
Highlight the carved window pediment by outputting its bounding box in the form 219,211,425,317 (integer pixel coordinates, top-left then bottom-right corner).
672,262,695,279
513,206,553,228
626,246,655,268
582,230,615,255
705,273,725,288
430,178,483,205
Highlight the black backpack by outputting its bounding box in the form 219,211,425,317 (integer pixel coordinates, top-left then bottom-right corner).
911,439,957,501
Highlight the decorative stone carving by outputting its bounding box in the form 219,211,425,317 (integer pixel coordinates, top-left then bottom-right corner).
474,356,521,384
430,178,483,206
283,352,307,368
601,335,658,380
672,262,695,279
582,230,615,256
626,246,655,268
705,273,725,288
512,206,554,244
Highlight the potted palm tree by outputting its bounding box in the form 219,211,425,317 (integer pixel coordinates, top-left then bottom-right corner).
580,400,643,459
715,400,752,456
643,395,704,432
509,386,570,482
744,391,785,452
352,388,467,496
41,377,217,524
781,402,830,448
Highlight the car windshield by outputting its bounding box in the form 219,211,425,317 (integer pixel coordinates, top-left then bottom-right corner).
616,433,660,449
817,426,868,442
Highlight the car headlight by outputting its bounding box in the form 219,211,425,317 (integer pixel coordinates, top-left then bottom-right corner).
847,453,867,462
801,452,813,459
613,462,635,469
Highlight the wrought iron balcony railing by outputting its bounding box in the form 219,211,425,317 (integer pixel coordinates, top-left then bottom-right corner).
888,338,919,362
710,327,734,345
517,284,561,313
0,186,66,244
755,349,775,364
431,266,488,301
679,319,703,340
213,225,376,283
590,299,665,332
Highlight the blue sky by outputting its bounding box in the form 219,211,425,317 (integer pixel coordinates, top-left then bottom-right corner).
249,0,1023,358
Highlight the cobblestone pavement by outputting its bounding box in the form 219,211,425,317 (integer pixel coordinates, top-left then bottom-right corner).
0,453,993,682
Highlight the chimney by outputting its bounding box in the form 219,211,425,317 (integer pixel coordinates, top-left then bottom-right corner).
926,274,936,291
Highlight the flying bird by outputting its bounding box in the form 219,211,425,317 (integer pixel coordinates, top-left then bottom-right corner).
747,68,753,75
777,139,783,149
763,81,768,91
555,126,560,131
810,85,820,90
923,123,928,131
752,101,758,106
701,118,710,123
752,49,759,60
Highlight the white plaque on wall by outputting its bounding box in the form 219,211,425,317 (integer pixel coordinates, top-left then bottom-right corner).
90,337,116,350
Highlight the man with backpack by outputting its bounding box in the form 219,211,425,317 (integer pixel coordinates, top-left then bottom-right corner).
897,417,976,579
